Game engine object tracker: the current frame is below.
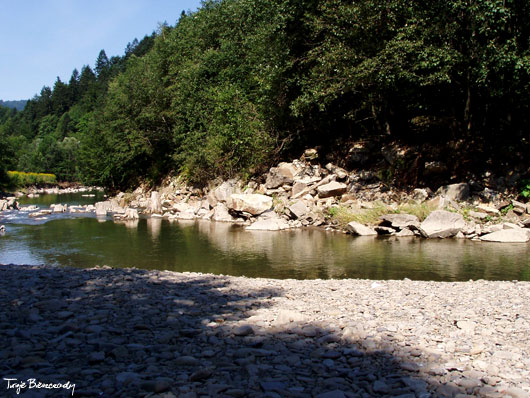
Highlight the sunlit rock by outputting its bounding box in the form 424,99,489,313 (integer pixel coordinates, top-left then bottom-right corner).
228,194,273,216
480,229,529,243
346,221,377,236
317,181,347,198
419,210,466,238
436,183,470,202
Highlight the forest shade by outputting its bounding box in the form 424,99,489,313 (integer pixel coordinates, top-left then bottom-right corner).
1,0,529,191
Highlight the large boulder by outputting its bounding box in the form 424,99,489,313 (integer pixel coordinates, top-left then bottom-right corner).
149,191,162,214
480,229,530,243
212,203,235,222
207,190,218,207
95,201,116,216
379,214,420,229
228,194,273,216
346,221,377,236
176,211,196,220
288,200,309,220
124,208,139,220
265,163,299,189
419,210,466,238
95,199,126,216
396,228,415,237
511,200,528,215
51,204,67,213
1,197,19,210
291,181,308,198
436,183,470,202
214,180,237,203
317,181,348,198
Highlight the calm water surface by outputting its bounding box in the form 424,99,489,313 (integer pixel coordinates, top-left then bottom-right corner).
1,193,529,281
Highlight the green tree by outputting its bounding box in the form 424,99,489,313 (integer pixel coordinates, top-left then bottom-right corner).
95,49,110,80
51,77,71,115
0,129,13,184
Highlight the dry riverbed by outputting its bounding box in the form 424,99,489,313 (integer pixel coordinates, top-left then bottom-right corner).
1,264,529,398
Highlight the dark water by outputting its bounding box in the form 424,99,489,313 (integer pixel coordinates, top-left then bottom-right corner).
17,190,106,207
1,194,529,281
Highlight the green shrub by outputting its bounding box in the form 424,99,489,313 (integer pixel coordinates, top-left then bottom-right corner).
7,171,57,187
519,179,530,201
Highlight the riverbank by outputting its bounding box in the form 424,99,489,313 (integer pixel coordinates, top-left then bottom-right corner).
92,151,530,244
1,263,529,397
2,152,530,243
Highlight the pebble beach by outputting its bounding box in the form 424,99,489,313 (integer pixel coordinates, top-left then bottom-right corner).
1,264,529,398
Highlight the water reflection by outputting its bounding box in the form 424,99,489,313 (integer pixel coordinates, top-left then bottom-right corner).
17,190,106,207
115,219,139,229
146,217,162,239
0,217,529,281
193,221,530,280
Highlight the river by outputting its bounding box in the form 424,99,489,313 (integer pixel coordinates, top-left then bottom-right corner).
1,192,529,281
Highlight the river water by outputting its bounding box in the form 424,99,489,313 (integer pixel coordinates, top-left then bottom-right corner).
1,192,529,281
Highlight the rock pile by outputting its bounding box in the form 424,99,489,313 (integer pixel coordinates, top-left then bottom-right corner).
0,197,19,211
95,151,530,243
2,153,530,243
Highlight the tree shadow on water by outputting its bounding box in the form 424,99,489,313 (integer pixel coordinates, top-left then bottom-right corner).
0,265,469,398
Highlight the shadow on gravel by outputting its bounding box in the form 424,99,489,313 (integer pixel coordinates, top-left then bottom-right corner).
0,265,468,398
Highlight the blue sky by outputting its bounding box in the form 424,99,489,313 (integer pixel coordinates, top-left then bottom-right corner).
0,0,203,100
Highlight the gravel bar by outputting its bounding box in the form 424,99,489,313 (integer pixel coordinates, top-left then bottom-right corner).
1,264,529,398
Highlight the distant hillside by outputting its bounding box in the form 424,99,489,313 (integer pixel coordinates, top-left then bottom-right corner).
0,100,27,111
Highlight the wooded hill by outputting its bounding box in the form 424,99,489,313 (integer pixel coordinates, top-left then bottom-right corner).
1,0,529,192
0,100,27,111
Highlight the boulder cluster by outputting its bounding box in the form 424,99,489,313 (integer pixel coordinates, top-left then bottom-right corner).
2,151,529,243
94,150,530,243
0,197,19,212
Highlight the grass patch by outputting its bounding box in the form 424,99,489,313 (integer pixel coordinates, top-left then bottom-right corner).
327,202,391,227
328,200,437,228
7,171,57,188
397,201,437,221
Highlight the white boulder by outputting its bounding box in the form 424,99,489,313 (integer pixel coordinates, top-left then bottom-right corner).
480,229,530,243
436,183,470,202
419,210,466,238
228,194,273,216
317,181,348,198
346,222,377,236
212,203,234,222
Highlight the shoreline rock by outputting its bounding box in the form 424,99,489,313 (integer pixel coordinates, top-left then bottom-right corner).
2,159,529,244
95,154,528,243
418,210,466,239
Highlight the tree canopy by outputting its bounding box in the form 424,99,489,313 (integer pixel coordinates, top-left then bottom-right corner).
1,0,528,190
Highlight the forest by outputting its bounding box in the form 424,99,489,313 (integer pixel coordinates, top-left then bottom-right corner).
1,0,529,192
